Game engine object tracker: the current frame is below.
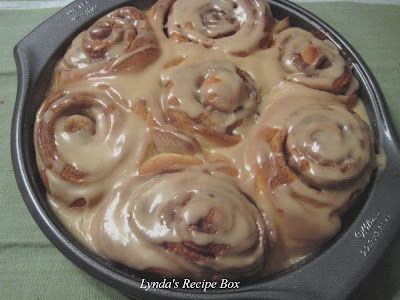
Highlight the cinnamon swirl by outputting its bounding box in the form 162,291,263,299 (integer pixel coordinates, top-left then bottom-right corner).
149,0,287,56
275,28,358,96
250,83,376,252
160,59,259,147
34,89,151,207
55,7,160,86
91,170,268,279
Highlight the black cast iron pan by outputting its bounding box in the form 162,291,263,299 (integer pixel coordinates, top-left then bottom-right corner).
11,0,400,299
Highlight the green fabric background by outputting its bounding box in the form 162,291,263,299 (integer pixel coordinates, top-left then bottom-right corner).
0,1,399,299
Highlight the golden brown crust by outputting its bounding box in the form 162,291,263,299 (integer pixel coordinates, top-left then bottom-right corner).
332,66,352,94
139,153,202,176
132,99,202,156
166,110,242,147
205,153,239,177
151,129,201,154
256,128,297,192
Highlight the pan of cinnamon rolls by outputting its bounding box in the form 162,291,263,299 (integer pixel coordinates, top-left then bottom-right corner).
12,0,400,299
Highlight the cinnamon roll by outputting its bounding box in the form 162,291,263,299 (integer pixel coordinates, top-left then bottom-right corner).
149,0,286,56
160,59,259,146
91,170,268,279
55,6,160,85
250,83,376,251
275,28,357,95
34,89,151,207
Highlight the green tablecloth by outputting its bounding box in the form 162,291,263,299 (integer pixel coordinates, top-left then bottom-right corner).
1,1,400,299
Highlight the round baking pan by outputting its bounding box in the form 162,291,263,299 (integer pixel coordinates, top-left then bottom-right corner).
12,0,400,299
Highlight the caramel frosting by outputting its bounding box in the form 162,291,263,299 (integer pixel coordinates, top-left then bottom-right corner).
249,82,376,255
91,170,267,279
55,7,160,86
35,88,152,207
275,28,357,95
149,0,281,56
161,59,258,146
34,1,381,280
